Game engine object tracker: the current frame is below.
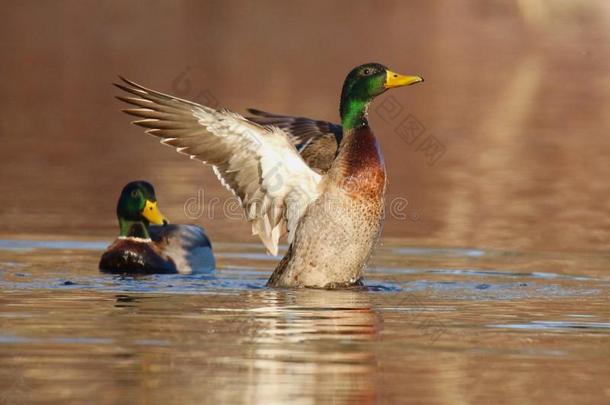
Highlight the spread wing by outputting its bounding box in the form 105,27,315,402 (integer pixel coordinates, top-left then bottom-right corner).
246,109,343,173
115,77,322,256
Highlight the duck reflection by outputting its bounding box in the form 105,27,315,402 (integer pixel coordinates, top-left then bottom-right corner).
239,289,380,404
104,290,381,404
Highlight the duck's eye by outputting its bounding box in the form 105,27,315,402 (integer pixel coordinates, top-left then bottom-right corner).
131,190,139,198
363,68,371,75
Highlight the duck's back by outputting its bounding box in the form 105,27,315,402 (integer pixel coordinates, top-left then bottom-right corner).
150,224,215,274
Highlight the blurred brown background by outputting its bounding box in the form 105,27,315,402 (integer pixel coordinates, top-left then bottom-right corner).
1,0,609,253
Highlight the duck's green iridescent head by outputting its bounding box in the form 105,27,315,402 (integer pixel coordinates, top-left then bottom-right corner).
116,181,167,238
340,63,423,130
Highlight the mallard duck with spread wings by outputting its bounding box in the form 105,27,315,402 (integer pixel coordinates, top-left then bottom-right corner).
115,63,423,288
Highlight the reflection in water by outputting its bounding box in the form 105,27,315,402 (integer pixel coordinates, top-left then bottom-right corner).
243,289,379,404
0,242,608,404
101,290,381,405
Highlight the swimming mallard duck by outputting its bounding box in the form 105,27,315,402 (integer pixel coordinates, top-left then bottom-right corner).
115,63,422,287
99,181,215,274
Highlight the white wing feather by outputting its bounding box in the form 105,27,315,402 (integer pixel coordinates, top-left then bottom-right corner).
115,77,321,255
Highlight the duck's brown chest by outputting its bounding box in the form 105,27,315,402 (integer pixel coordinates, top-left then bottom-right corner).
333,126,387,200
98,239,177,274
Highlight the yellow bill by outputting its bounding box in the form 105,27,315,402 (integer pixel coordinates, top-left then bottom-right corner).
141,200,167,225
384,70,424,89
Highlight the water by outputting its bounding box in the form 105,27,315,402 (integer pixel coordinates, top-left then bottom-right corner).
0,240,608,404
2,1,610,403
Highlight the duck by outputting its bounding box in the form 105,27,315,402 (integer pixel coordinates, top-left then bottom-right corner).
115,63,423,287
99,181,215,274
